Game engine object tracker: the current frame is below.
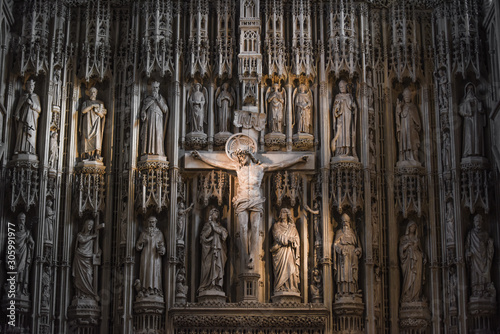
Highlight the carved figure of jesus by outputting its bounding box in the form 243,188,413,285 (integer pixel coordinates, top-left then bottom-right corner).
192,149,308,270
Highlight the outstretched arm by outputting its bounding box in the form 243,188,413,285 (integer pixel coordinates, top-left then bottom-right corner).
264,155,308,172
191,151,237,171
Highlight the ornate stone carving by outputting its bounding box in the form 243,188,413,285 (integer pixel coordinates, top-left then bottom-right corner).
74,163,106,217
460,159,490,214
264,0,286,78
140,81,169,157
176,201,193,245
215,83,235,134
187,0,210,78
459,83,485,159
12,212,35,296
272,171,301,207
271,208,301,302
80,87,106,161
48,131,59,171
197,170,229,207
331,80,358,159
8,157,39,212
215,0,235,78
330,161,363,214
293,83,313,135
445,201,455,247
435,67,449,110
136,158,169,213
175,268,189,303
44,199,55,245
265,83,286,134
291,0,315,77
394,166,426,218
396,87,421,166
198,208,228,303
233,109,267,131
188,83,208,134
14,79,41,155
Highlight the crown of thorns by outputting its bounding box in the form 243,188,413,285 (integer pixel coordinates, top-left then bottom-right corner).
234,148,258,163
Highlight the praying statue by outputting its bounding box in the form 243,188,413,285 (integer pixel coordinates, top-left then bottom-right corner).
459,83,485,158
270,208,300,294
136,216,166,299
399,221,426,303
192,148,308,271
396,88,421,164
198,208,228,293
14,79,41,155
188,83,207,133
293,84,313,134
80,87,106,160
333,213,362,295
266,83,286,133
216,83,234,133
140,81,169,156
176,201,194,244
332,80,357,157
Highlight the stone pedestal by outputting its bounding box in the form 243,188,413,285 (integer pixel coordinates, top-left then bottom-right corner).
272,291,301,304
292,132,314,151
133,296,165,334
198,289,226,303
214,131,232,147
186,131,208,150
330,159,363,214
332,294,364,333
74,160,106,217
394,165,426,218
238,273,260,302
264,132,286,151
399,301,431,332
8,153,39,212
468,296,497,333
68,297,100,331
2,294,31,333
136,155,169,213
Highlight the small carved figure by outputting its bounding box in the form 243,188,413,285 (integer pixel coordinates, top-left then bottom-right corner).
53,68,62,107
310,267,322,300
80,87,107,160
465,214,495,298
72,219,104,299
332,80,357,157
396,88,421,163
14,79,41,155
266,83,286,133
198,208,228,293
120,201,127,245
140,81,169,156
136,216,166,298
374,266,382,308
45,199,55,244
48,131,59,169
445,201,455,246
435,68,448,109
123,131,130,169
271,208,300,293
176,201,194,244
293,83,313,134
369,129,376,169
442,131,451,170
188,83,208,133
12,213,34,295
216,83,234,133
175,268,189,299
192,148,308,270
399,221,426,303
366,69,375,113
41,266,51,309
304,202,321,246
448,266,458,309
459,83,485,158
333,213,362,295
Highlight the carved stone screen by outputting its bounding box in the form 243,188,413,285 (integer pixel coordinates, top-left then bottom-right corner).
0,1,500,333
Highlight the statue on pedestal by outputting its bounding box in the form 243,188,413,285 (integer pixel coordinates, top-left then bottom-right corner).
270,208,300,294
465,214,495,299
266,83,286,133
333,213,362,295
176,201,194,244
459,83,485,158
293,84,313,134
44,199,55,244
396,88,421,164
399,221,426,303
216,83,235,133
48,131,59,169
332,80,357,157
198,208,228,293
80,87,106,161
140,81,169,156
14,79,41,155
12,212,34,295
188,83,208,133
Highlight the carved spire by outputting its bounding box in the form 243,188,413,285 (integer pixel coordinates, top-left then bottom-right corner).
215,0,235,78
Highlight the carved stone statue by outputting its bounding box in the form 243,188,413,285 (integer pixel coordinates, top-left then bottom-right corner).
80,87,107,160
41,266,51,309
175,268,188,300
198,208,228,293
445,201,455,246
72,219,103,299
136,216,166,299
14,79,41,155
119,201,127,245
216,83,234,133
442,131,451,169
293,83,313,134
188,83,207,133
332,80,357,157
310,268,322,300
304,202,321,246
459,83,485,158
12,212,34,295
271,208,300,294
435,68,448,109
53,68,62,107
399,221,426,303
448,266,458,309
192,148,308,270
176,201,194,244
266,83,286,133
48,131,59,169
140,81,169,156
45,199,55,244
396,88,421,164
465,214,495,298
333,213,362,295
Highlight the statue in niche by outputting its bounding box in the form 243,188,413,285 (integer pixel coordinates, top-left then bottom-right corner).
399,221,426,303
45,199,55,244
53,68,62,107
119,201,127,245
72,219,104,299
80,87,106,161
41,266,51,309
293,83,313,134
216,83,235,133
271,208,301,294
12,212,34,295
140,81,169,156
188,83,208,133
371,203,380,246
122,131,130,169
445,201,455,246
48,131,59,169
14,79,41,155
435,68,448,109
458,83,485,158
332,80,357,157
366,69,375,113
192,148,308,270
136,216,166,299
333,213,362,295
266,83,286,133
198,208,228,293
176,201,194,244
369,129,376,169
175,268,188,299
304,202,321,246
374,266,382,308
396,88,421,164
465,214,495,298
448,266,458,309
442,131,451,170
310,267,322,300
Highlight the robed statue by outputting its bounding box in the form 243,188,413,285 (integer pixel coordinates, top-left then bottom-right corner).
14,79,41,155
140,81,169,156
459,83,486,158
332,80,357,157
293,83,313,134
396,88,421,164
188,83,208,133
266,83,286,133
12,212,34,295
80,87,106,160
215,83,235,133
399,221,426,303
